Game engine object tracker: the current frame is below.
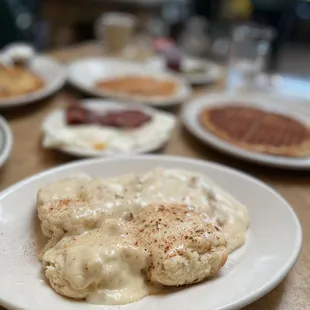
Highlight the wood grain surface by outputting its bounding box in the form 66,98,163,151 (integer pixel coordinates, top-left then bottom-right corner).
0,43,309,310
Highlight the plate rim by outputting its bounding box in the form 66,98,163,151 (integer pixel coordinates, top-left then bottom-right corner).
181,92,310,169
67,57,192,107
0,155,302,310
41,98,176,157
0,55,67,108
0,115,13,168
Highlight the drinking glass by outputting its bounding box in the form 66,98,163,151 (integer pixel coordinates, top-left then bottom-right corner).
179,16,210,57
226,24,275,93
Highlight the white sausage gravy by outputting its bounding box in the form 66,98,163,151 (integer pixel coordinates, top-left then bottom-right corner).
38,167,249,305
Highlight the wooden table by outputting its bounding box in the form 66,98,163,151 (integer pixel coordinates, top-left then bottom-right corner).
1,43,310,310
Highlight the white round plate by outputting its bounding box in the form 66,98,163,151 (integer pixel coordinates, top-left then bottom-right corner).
0,115,13,167
182,92,310,169
67,57,191,106
0,155,301,310
147,55,223,85
0,56,66,108
42,99,176,157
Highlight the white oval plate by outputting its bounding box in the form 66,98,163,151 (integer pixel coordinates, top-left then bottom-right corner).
0,155,302,310
42,99,176,157
147,55,223,85
67,58,191,107
0,115,13,167
0,56,67,108
182,92,310,169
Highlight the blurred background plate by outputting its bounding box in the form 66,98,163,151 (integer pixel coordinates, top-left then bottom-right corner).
0,56,66,108
42,99,176,157
182,92,310,169
146,55,223,85
67,57,191,106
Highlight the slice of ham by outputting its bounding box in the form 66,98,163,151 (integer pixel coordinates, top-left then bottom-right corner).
100,110,152,128
66,105,152,129
66,105,98,125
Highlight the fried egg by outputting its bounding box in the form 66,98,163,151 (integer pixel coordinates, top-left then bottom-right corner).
42,101,176,156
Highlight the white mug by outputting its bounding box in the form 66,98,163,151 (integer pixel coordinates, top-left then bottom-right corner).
95,12,136,54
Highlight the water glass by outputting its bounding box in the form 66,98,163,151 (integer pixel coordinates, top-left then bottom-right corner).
226,24,275,93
